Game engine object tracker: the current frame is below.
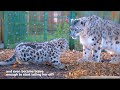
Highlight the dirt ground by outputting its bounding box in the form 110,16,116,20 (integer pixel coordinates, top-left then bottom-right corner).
0,49,120,79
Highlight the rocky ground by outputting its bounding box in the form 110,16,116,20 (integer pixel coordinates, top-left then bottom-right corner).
0,49,120,79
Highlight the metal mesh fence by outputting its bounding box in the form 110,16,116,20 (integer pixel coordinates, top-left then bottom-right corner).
3,11,120,50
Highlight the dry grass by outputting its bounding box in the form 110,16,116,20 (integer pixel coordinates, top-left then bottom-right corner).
0,49,120,79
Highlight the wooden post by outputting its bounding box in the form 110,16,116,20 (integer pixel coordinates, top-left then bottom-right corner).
69,11,76,50
3,11,8,48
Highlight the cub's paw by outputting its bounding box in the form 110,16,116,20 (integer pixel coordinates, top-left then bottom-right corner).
109,59,120,64
77,58,93,63
101,59,111,63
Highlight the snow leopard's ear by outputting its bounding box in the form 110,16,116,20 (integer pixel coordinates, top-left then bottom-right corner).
71,19,75,24
58,39,66,44
71,19,80,25
89,15,98,21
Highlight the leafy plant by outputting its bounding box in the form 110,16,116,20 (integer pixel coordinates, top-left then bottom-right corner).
54,22,69,39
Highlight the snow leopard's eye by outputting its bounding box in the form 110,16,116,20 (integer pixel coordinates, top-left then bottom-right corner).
81,21,83,25
81,21,85,26
73,20,80,25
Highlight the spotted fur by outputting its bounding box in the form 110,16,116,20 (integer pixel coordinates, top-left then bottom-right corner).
70,15,120,63
0,38,68,69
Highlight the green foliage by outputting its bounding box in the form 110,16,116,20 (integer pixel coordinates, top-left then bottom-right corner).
54,22,69,39
6,20,83,50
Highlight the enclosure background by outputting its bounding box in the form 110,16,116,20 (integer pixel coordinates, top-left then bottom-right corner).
0,11,120,50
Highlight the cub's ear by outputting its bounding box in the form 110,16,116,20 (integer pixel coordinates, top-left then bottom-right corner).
91,15,97,18
90,15,98,20
58,40,64,44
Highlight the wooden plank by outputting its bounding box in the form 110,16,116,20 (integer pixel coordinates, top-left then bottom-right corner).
79,76,120,79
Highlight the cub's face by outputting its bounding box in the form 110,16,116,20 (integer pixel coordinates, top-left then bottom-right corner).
58,38,69,51
50,38,69,51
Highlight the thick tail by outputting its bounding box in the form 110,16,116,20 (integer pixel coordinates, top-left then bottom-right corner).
0,54,16,65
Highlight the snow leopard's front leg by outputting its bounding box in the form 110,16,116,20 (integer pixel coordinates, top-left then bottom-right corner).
77,45,92,63
83,46,91,61
92,39,102,62
48,50,65,69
